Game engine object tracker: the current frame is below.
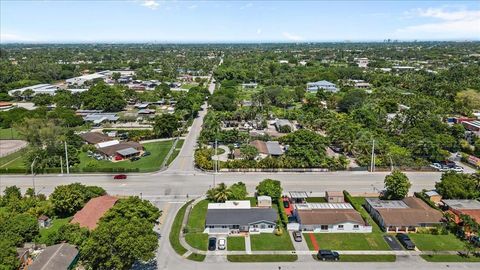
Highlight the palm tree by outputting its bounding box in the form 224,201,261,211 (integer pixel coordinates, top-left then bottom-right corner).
213,183,232,203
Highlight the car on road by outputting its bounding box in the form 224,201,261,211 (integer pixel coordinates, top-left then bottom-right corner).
396,233,415,250
208,237,217,251
113,174,127,180
317,250,340,261
217,238,226,250
292,231,302,242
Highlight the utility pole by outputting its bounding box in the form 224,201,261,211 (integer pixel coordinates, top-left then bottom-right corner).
31,156,38,194
370,139,375,172
60,156,64,175
64,141,70,174
213,139,217,187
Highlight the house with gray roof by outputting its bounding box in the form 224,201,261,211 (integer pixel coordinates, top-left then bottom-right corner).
205,208,277,234
29,243,78,270
83,113,119,126
306,80,338,93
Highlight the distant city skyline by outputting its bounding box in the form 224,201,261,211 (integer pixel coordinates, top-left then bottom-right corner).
1,0,479,43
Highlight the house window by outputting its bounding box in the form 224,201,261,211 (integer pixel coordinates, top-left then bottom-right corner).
353,225,359,230
268,225,273,228
222,226,227,228
252,225,258,228
232,225,239,229
208,226,214,229
338,225,344,230
321,225,328,230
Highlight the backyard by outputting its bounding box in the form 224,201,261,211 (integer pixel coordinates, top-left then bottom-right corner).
36,217,72,244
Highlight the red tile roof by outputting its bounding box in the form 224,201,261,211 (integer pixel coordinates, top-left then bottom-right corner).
70,195,118,230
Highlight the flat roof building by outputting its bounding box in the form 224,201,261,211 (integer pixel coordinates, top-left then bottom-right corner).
8,84,59,96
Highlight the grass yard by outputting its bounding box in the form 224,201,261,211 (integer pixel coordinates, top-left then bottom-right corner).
305,233,390,251
185,199,209,250
185,233,209,251
0,128,21,139
306,197,327,203
186,253,206,262
169,201,193,256
76,140,174,172
250,232,294,251
227,237,246,251
37,217,71,244
227,255,297,262
167,139,184,165
0,147,27,169
409,234,466,251
313,254,396,262
421,254,480,262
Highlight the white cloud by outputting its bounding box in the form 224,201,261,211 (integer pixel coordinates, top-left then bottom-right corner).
0,33,35,43
396,7,480,38
141,0,160,10
257,28,262,34
282,32,304,41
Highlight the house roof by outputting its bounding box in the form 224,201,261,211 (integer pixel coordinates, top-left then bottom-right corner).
116,147,139,156
206,208,277,226
29,243,78,270
250,140,268,154
443,200,480,210
38,215,50,221
425,190,440,197
97,141,143,157
326,191,344,197
456,209,480,223
289,191,309,199
367,197,443,227
70,195,118,230
297,209,366,226
266,141,284,156
79,132,112,144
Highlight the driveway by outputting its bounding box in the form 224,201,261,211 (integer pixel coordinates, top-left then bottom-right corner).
289,231,314,262
383,235,403,251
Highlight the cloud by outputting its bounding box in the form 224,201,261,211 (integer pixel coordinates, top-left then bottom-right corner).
257,28,262,35
282,32,304,41
396,7,480,38
141,0,160,10
0,33,35,43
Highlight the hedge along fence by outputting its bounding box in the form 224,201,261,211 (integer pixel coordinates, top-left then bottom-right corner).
0,167,140,174
343,190,370,222
414,191,441,211
276,197,289,228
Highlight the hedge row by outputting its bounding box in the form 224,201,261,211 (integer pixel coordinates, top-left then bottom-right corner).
414,191,441,210
276,198,288,228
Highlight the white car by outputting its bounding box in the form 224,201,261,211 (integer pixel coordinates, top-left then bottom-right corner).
451,166,464,173
430,163,442,170
217,238,226,250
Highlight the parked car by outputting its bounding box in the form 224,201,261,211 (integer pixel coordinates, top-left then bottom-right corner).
292,231,302,242
208,237,217,251
317,250,340,261
130,156,141,162
217,238,226,250
451,166,464,172
142,151,151,157
113,174,127,180
396,233,415,250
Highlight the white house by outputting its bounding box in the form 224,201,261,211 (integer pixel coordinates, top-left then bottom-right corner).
355,57,369,68
66,72,107,86
294,203,372,233
306,80,338,93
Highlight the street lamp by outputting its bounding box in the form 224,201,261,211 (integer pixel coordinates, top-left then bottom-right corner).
31,156,38,195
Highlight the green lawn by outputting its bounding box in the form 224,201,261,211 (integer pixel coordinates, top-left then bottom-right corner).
227,237,246,251
304,233,390,251
227,255,298,262
409,234,466,251
37,217,71,244
313,254,396,262
169,201,192,256
421,254,480,262
185,199,209,250
0,128,21,139
167,139,184,165
186,253,206,262
0,147,28,169
75,140,174,172
250,232,294,251
185,233,209,251
306,197,327,203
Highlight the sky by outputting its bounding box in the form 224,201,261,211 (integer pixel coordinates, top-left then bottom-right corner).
1,0,479,43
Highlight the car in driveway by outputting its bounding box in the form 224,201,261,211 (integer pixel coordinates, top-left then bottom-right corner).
130,156,141,162
396,233,415,250
292,231,302,242
217,238,226,250
113,174,127,180
208,237,217,251
317,250,340,261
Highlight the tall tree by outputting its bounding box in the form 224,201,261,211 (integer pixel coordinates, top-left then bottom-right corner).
383,169,411,200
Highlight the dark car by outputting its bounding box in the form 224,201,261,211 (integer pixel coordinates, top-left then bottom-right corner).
396,233,415,250
317,250,340,261
208,237,217,251
142,151,151,157
113,174,127,180
130,156,141,162
292,231,302,242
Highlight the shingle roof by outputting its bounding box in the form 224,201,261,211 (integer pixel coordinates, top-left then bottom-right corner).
443,200,480,210
116,147,139,156
79,132,112,144
298,209,366,225
206,208,277,226
97,141,143,157
70,195,118,230
29,243,78,270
